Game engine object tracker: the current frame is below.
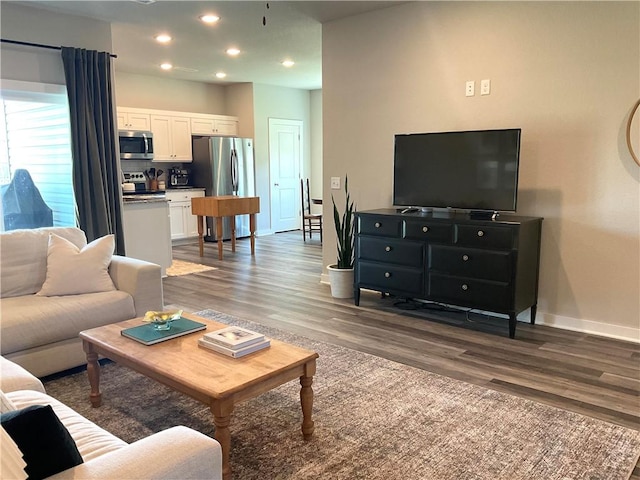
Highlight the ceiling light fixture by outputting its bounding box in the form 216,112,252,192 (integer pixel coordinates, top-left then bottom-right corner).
160,63,173,70
200,14,220,24
281,60,295,68
215,72,227,79
226,48,240,56
154,34,172,44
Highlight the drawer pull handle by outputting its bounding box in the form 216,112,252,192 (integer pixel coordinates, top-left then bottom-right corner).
477,230,484,237
375,222,381,228
422,226,429,233
384,272,391,278
461,284,469,291
462,254,469,261
385,246,391,252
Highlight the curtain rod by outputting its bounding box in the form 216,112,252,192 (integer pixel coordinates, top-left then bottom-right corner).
0,38,117,58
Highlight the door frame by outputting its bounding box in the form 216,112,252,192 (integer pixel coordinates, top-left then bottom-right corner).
268,118,303,233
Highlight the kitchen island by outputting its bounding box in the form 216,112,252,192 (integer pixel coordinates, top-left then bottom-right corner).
191,195,260,260
122,197,172,276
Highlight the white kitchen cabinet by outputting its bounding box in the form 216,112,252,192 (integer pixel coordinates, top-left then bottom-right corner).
191,116,238,136
150,115,192,162
166,189,205,240
117,110,151,130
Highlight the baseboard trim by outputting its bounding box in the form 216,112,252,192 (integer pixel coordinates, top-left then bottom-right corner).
535,313,639,343
323,275,639,343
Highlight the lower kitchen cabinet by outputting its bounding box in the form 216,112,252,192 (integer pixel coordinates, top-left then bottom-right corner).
166,189,205,240
122,200,172,276
354,209,543,338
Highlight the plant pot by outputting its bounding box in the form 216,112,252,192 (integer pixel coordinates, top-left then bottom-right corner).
327,264,354,299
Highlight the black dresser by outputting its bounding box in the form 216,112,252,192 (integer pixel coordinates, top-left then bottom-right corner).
354,209,543,338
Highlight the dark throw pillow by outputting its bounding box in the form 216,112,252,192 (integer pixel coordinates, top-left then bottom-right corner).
1,404,83,480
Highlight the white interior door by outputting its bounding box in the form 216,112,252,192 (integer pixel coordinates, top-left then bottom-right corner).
269,118,302,233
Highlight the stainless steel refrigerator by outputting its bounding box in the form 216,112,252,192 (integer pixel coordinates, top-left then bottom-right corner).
191,136,256,242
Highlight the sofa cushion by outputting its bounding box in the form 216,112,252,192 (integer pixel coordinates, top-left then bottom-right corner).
6,390,127,462
0,356,46,393
2,404,84,479
0,291,135,355
0,389,17,413
37,234,116,297
1,426,27,480
0,227,87,298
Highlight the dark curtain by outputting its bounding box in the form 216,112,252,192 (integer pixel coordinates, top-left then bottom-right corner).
61,47,124,254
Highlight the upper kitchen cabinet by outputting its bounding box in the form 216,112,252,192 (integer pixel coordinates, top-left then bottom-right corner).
117,109,151,130
191,115,238,136
150,115,192,162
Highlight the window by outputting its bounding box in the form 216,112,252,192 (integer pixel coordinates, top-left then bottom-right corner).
0,81,76,231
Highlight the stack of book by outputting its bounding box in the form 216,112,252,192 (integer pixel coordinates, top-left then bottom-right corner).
198,326,270,358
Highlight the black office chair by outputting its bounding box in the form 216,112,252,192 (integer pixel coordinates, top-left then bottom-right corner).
300,178,322,242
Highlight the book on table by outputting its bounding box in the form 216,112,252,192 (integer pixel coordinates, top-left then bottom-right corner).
202,326,265,350
121,318,207,346
198,337,271,358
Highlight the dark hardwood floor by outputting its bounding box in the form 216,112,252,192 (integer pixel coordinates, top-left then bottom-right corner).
165,230,640,478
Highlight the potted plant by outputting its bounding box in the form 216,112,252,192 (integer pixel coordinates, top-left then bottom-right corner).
327,176,355,298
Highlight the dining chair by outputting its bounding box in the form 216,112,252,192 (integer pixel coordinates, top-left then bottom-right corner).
300,178,322,242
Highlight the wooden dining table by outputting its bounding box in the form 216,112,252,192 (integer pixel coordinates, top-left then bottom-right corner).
191,196,260,260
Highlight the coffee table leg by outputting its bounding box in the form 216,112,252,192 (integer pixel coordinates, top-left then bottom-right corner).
83,340,102,408
211,400,234,480
300,360,316,440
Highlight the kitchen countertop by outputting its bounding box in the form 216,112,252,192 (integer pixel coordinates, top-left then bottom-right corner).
122,196,168,204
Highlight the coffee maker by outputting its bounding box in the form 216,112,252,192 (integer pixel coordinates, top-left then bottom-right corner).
168,167,191,188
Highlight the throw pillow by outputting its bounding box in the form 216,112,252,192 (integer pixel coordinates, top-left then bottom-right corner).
1,404,83,479
36,234,116,296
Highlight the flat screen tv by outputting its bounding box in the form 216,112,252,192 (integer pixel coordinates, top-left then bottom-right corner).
393,128,521,214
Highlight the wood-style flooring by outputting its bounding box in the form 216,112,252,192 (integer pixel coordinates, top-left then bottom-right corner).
164,230,640,478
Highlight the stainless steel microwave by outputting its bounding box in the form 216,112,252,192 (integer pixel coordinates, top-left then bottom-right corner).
119,130,154,160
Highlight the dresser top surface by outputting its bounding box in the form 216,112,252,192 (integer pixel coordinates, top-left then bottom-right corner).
357,208,543,225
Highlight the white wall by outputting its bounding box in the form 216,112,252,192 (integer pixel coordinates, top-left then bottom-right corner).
114,71,226,114
226,83,255,138
0,3,112,85
322,2,640,340
252,84,312,234
310,89,323,210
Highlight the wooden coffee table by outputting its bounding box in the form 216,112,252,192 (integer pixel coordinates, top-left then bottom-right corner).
79,312,319,480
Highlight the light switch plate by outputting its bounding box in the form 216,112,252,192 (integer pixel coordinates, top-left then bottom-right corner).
330,177,340,190
481,79,491,95
465,81,475,97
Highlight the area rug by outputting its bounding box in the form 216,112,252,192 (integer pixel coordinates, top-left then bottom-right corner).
165,259,217,276
44,309,640,480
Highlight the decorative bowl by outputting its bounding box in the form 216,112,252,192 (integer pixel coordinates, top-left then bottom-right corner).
143,310,183,331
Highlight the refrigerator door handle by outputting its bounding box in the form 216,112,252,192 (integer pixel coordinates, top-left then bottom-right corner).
231,149,239,195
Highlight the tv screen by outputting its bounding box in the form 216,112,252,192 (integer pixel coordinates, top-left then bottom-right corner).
393,128,521,212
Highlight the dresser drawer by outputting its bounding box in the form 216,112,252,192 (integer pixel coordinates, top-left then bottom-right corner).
456,225,514,249
428,274,512,311
429,245,512,282
404,221,452,243
358,237,423,267
358,215,402,237
358,262,423,295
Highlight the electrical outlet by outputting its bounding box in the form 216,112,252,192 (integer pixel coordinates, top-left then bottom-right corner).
481,79,491,95
465,80,475,97
330,177,340,190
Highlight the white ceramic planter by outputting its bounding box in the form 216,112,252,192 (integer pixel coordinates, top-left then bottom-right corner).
327,264,354,299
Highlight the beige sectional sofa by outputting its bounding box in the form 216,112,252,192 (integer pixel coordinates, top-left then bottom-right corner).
0,227,163,377
1,356,222,479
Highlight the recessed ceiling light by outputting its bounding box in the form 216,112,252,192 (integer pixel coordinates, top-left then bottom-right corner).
160,63,173,70
155,34,172,44
226,48,241,56
200,14,220,24
282,60,295,68
215,72,227,79
131,0,156,4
